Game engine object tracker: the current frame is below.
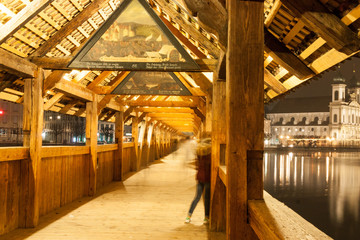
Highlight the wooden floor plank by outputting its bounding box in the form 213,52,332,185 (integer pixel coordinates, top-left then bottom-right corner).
0,141,225,240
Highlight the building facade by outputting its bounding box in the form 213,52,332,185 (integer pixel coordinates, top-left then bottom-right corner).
0,99,23,145
266,72,360,147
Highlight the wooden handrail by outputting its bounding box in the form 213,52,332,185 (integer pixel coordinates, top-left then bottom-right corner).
0,143,136,162
123,142,135,148
248,192,332,240
41,146,90,158
97,144,118,153
0,147,29,162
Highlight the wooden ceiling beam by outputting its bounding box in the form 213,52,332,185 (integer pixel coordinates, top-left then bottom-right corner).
124,106,135,118
53,79,94,101
43,70,69,95
106,98,123,112
0,48,37,78
74,108,86,117
157,14,207,59
281,0,360,55
87,71,112,90
136,107,194,114
265,0,281,28
152,0,220,57
59,100,78,114
119,100,199,108
264,69,287,94
30,0,111,57
182,0,227,50
147,113,195,119
264,28,314,80
97,95,113,115
0,0,55,44
103,112,116,122
183,72,213,98
192,107,206,122
44,93,64,110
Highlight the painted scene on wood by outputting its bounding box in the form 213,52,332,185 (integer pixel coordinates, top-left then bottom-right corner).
111,72,191,95
68,0,199,70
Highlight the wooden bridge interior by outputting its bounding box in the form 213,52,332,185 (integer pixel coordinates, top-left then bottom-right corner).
0,0,359,239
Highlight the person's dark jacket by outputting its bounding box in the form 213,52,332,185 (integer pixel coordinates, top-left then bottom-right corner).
196,153,211,183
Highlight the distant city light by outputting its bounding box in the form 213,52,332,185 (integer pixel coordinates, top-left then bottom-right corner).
0,110,3,115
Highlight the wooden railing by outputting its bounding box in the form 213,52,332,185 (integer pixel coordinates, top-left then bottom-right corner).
0,140,176,236
248,192,332,240
216,165,331,239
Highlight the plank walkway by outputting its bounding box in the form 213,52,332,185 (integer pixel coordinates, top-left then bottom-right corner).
0,140,225,240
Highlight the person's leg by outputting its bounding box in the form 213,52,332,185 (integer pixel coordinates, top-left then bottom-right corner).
186,182,205,220
203,182,210,220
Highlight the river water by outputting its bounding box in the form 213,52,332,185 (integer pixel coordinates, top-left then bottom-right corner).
264,149,360,240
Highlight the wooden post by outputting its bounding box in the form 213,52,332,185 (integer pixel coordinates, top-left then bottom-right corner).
19,68,43,227
146,123,154,163
226,0,264,239
132,113,139,171
137,119,148,169
114,111,124,181
86,95,98,196
205,97,212,133
22,79,32,147
210,75,227,231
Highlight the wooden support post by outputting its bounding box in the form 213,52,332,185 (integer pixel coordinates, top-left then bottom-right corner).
137,119,147,169
132,113,139,171
146,123,154,164
86,95,98,196
205,97,212,133
210,76,227,231
19,68,44,227
114,111,124,181
226,1,264,239
22,79,32,147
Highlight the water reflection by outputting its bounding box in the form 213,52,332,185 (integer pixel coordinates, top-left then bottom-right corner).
264,150,360,240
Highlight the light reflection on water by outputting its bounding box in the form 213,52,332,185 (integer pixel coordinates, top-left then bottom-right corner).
264,150,360,240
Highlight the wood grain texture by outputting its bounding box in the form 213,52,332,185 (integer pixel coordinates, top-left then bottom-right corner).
0,141,225,240
226,1,264,239
248,192,332,240
0,161,21,235
0,148,29,162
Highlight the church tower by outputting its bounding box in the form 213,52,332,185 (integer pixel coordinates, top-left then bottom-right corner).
329,68,346,139
347,70,360,103
331,70,346,103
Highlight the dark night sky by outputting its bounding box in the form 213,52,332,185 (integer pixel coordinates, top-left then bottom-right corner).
284,56,360,98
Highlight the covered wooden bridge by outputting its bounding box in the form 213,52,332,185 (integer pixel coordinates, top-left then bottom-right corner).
0,0,358,239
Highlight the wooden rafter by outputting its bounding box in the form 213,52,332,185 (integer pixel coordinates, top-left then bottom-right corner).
264,28,314,80
59,100,78,114
0,0,55,44
152,0,220,57
44,92,64,110
30,0,112,57
53,79,94,101
43,70,69,95
281,0,360,55
0,48,37,77
264,69,287,94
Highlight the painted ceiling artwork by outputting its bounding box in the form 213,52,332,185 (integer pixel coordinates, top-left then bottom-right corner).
111,72,192,95
68,0,199,70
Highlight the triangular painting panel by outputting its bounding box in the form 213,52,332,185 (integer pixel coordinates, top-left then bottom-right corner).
111,72,192,95
68,0,199,71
